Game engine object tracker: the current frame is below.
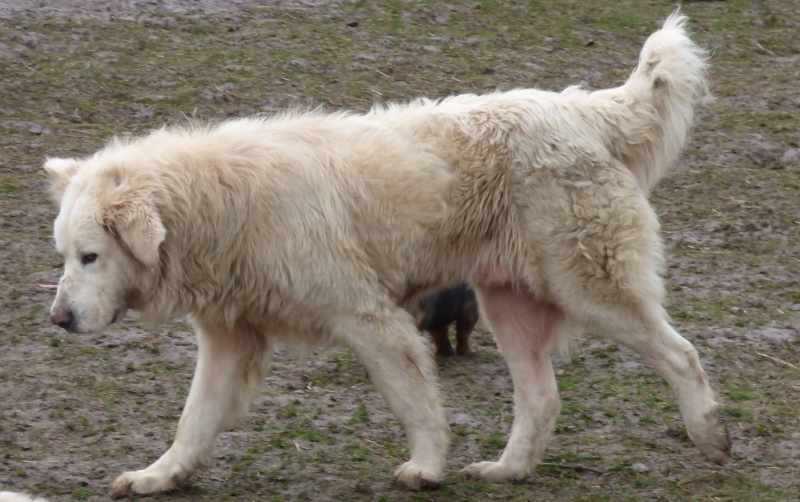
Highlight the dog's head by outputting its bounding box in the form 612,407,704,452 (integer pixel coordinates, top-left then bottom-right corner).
44,155,165,334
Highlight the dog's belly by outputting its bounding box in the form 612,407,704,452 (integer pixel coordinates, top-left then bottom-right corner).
473,266,515,287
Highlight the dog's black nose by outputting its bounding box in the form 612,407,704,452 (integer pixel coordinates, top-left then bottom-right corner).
50,308,73,330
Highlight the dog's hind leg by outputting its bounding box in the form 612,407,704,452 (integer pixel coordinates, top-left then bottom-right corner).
110,320,271,498
338,306,450,489
462,285,563,482
602,309,730,464
546,179,729,466
549,237,730,463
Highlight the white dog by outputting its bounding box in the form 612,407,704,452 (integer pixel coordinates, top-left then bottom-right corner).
44,11,728,497
0,492,49,502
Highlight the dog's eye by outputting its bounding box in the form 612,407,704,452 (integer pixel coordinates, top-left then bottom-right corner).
81,253,98,265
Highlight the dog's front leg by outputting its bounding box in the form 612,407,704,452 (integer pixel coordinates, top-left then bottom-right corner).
111,320,270,498
340,307,450,489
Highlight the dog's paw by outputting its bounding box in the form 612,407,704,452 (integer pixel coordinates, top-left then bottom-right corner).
694,420,731,465
392,461,443,490
110,467,185,498
461,461,526,483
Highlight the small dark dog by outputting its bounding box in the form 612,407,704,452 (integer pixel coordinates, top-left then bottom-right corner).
416,283,479,357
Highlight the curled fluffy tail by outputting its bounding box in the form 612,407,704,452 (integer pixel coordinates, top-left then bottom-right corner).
622,9,710,190
628,10,710,105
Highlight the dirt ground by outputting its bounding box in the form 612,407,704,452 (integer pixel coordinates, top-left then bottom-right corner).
1,1,798,500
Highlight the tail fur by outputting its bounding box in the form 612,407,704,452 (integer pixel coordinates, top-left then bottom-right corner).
619,9,710,191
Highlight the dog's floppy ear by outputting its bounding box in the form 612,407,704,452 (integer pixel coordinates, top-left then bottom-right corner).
43,157,81,202
100,192,166,269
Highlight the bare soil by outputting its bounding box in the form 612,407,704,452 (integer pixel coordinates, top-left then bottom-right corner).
1,1,798,501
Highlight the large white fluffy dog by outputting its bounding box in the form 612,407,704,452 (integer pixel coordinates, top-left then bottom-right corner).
44,12,729,497
0,492,49,502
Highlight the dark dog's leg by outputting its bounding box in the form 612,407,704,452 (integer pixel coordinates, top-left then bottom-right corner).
454,298,479,357
429,326,455,356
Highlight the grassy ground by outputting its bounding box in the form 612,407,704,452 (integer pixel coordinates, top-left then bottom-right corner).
0,0,798,500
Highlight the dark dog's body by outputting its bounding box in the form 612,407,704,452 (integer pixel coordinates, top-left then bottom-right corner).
417,284,479,356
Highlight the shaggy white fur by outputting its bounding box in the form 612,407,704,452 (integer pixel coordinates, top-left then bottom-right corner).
0,492,49,502
44,10,728,497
